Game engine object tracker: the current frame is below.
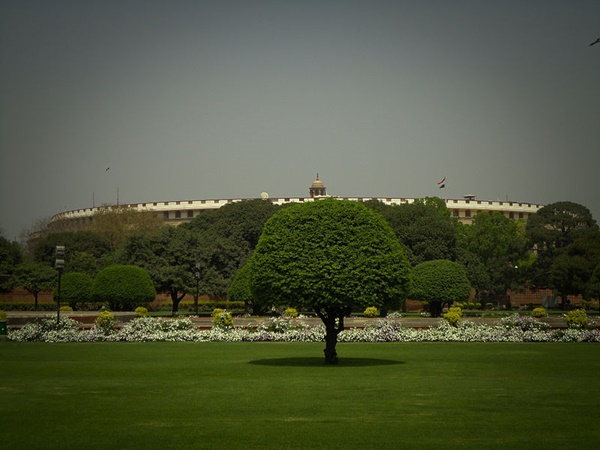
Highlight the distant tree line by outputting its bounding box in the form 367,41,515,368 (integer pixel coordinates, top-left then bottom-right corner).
1,198,599,314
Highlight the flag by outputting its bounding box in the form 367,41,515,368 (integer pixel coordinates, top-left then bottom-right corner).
437,177,446,189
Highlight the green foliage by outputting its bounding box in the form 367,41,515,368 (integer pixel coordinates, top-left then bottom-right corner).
90,265,156,311
443,307,462,327
95,311,115,334
228,262,253,302
531,307,547,318
564,309,589,329
284,307,299,318
212,308,234,328
411,259,471,317
251,199,412,314
456,211,529,296
0,234,23,293
364,306,378,317
60,272,93,309
250,198,412,363
60,305,73,312
32,230,111,274
0,310,7,321
526,202,599,306
364,197,457,266
135,306,149,317
11,262,57,309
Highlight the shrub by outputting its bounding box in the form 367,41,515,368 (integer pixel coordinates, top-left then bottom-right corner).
485,302,494,310
364,306,378,318
60,305,73,312
212,308,234,329
91,265,155,311
564,309,589,329
283,307,298,318
443,307,462,327
531,307,547,318
410,260,471,317
96,311,115,334
0,310,7,321
59,272,93,309
135,307,149,317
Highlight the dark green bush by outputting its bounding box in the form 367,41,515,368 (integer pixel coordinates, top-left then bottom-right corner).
59,272,93,309
0,302,106,312
91,265,156,311
410,260,471,318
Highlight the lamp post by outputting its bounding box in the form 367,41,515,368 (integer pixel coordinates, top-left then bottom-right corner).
54,246,65,325
194,263,200,316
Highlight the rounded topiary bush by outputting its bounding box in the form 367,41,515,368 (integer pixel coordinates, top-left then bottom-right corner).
284,307,298,318
95,310,115,334
532,307,547,318
564,309,589,329
364,306,378,318
212,308,234,329
135,306,149,317
410,260,471,318
59,272,93,309
91,265,156,311
60,305,73,312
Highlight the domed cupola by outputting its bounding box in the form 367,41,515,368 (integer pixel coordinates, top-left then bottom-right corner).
309,174,326,197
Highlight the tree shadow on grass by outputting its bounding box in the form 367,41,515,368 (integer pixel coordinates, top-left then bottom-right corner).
249,357,404,367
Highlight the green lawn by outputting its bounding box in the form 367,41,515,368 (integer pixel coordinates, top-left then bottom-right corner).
1,342,599,449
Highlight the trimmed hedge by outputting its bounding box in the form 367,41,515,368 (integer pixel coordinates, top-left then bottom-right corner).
0,302,107,312
91,265,156,311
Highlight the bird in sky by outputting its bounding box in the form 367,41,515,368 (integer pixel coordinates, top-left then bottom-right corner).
105,167,110,172
590,38,600,46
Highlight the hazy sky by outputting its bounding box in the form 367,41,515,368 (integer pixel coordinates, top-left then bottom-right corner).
1,0,599,240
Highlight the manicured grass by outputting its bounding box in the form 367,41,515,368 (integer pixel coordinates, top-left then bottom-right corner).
1,342,599,449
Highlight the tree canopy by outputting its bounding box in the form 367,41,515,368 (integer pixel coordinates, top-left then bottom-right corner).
526,201,599,307
410,259,471,317
11,262,57,309
250,199,411,363
364,197,457,266
90,265,156,311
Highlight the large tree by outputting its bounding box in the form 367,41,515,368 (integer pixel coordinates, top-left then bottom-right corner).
526,201,598,308
410,259,471,317
122,227,197,315
11,262,57,310
250,199,412,364
90,205,165,251
364,197,457,266
457,211,530,305
0,233,23,292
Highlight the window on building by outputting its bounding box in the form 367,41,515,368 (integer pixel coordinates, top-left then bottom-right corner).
187,211,194,218
175,211,181,219
465,210,471,217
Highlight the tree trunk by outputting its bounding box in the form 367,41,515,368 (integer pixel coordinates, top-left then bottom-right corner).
429,301,444,318
315,307,348,364
170,289,186,316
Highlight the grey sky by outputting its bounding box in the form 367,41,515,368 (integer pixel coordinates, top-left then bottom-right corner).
1,0,599,241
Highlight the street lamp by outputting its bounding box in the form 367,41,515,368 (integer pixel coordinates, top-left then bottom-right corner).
194,263,201,316
54,245,65,325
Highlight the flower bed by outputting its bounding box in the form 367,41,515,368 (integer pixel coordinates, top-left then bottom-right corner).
6,315,600,343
